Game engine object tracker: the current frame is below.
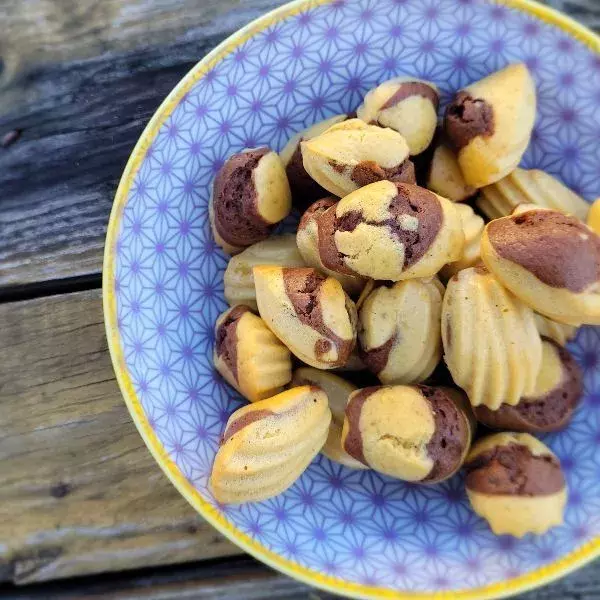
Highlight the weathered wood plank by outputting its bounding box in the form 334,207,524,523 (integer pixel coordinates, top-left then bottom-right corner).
1,0,599,289
0,0,288,289
4,553,600,599
0,289,239,585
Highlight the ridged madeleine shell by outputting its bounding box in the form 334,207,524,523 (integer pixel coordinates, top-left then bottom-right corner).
477,168,589,222
442,267,542,409
210,386,331,504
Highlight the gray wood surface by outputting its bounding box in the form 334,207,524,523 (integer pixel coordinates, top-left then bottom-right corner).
10,555,600,599
0,0,287,289
1,0,599,288
0,289,238,585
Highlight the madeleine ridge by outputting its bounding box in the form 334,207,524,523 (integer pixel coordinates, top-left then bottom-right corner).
442,266,542,410
477,168,590,221
223,234,306,311
214,305,292,402
210,386,331,504
254,266,357,369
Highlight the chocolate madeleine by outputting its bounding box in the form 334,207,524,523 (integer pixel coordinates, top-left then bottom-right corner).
474,338,582,433
357,77,439,156
253,266,357,369
341,385,471,483
481,208,600,324
465,433,567,537
301,118,415,197
280,114,348,209
358,277,443,384
444,63,535,188
316,181,464,281
210,147,291,254
296,198,366,295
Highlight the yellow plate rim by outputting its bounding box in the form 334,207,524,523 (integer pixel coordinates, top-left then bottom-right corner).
103,0,600,598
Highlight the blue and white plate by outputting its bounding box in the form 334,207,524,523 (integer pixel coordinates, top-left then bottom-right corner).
104,1,600,597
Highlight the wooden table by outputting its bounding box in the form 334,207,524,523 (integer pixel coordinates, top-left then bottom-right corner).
1,0,599,597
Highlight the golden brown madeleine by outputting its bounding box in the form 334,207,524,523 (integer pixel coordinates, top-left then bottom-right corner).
534,313,577,347
474,338,582,433
358,278,443,384
442,266,542,410
341,385,470,483
481,208,600,325
464,433,567,537
254,266,357,369
439,203,485,279
587,198,600,234
210,147,292,254
296,198,366,295
477,168,590,221
301,119,415,197
224,234,306,311
214,306,292,402
357,77,439,155
291,368,366,469
210,386,331,504
444,64,535,188
280,114,348,209
316,181,464,281
426,142,477,202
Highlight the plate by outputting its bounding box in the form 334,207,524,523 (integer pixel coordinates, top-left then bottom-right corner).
104,1,600,597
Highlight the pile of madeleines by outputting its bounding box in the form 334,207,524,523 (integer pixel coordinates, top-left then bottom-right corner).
209,63,600,538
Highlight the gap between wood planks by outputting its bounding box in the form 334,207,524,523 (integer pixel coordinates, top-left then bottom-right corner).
0,274,102,304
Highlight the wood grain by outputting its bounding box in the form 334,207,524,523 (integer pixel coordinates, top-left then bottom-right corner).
0,289,239,585
1,0,599,288
0,0,287,289
4,553,600,599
